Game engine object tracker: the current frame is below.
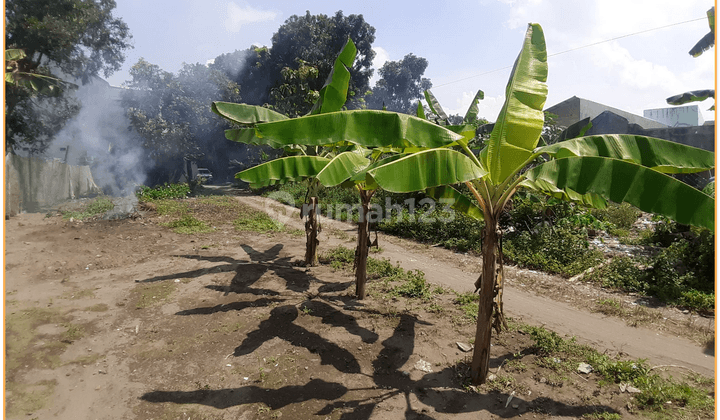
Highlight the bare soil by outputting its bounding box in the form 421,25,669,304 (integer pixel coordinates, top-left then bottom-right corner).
4,188,715,419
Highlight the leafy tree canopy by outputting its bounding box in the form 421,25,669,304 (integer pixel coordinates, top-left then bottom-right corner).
5,0,132,152
212,10,376,114
123,58,241,182
368,53,432,113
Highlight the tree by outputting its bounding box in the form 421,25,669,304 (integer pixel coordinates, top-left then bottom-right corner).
123,59,241,184
368,54,432,113
213,11,376,113
211,24,713,386
361,24,714,384
5,0,132,152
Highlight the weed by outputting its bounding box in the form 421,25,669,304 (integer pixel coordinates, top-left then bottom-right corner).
135,282,177,309
454,292,479,321
234,211,283,233
62,197,115,220
582,411,622,420
61,324,83,343
391,270,432,301
136,183,190,201
164,215,213,234
153,200,189,216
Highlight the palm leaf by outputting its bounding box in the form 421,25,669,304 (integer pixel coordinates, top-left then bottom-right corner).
536,134,715,174
523,156,714,230
236,156,330,188
481,23,548,184
366,149,487,193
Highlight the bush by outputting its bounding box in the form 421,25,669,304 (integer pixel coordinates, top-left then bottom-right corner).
592,202,640,230
136,183,191,201
583,256,648,293
504,225,603,277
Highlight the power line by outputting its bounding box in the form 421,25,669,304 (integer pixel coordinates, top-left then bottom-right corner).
433,16,707,89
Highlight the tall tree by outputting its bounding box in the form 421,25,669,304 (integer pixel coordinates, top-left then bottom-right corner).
368,54,432,113
213,11,375,113
122,59,241,184
5,0,132,152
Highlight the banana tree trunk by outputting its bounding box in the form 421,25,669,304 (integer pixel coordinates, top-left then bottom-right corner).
354,190,374,299
471,215,498,384
304,196,319,266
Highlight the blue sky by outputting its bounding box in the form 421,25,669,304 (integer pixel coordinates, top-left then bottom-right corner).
107,0,716,123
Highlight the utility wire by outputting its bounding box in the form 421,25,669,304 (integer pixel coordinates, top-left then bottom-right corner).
433,16,707,89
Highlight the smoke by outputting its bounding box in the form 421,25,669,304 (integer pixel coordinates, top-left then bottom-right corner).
49,78,148,197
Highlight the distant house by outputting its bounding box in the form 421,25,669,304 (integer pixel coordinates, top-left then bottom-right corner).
545,96,715,187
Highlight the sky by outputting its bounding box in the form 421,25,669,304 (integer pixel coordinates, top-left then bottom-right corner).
106,0,716,123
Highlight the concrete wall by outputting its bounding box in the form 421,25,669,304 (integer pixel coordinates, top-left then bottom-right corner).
643,105,704,127
5,154,101,216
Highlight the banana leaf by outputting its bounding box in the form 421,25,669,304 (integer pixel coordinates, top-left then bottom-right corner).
5,48,26,61
481,23,548,185
702,180,715,197
536,134,715,174
425,185,484,221
249,110,464,148
316,151,371,187
665,89,715,106
424,90,448,121
554,117,592,143
212,102,289,124
689,7,715,57
463,89,485,123
309,38,357,115
225,128,284,149
520,178,608,209
366,149,488,193
416,101,426,119
236,156,331,189
523,156,715,230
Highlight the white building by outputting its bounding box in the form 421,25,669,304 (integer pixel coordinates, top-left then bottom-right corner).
643,105,704,127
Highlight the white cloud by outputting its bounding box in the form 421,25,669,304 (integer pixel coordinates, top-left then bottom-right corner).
370,46,390,86
224,2,277,33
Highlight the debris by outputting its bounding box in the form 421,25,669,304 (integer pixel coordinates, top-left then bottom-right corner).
505,391,515,408
577,363,593,374
226,364,232,367
487,374,496,381
512,403,519,409
456,342,473,352
620,383,641,393
414,359,433,373
174,279,180,283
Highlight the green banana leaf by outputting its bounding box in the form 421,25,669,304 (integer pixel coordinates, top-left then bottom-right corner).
523,156,715,230
309,38,357,115
212,102,289,124
665,89,715,106
536,134,715,174
689,7,715,57
425,185,484,221
481,23,548,185
248,110,464,148
463,89,485,123
702,180,715,197
520,178,608,209
366,149,488,193
316,151,371,187
416,101,426,119
5,48,26,61
225,127,284,149
424,90,448,121
236,156,331,189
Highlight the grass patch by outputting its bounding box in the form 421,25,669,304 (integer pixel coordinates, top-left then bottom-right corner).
61,323,84,343
136,183,191,201
163,215,213,234
154,200,190,217
454,292,479,321
135,282,177,309
234,210,284,233
62,197,115,220
5,380,57,418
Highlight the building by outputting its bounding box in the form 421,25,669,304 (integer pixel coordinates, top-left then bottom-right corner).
545,96,669,130
643,105,704,127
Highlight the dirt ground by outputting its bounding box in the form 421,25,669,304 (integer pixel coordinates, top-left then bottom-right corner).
4,189,716,419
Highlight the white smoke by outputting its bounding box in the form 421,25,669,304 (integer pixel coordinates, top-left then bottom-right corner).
48,77,147,196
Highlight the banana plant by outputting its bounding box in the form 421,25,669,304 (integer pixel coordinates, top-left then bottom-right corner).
213,38,360,266
358,23,715,384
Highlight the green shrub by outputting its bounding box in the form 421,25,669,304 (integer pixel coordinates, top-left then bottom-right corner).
592,202,640,230
392,270,432,301
62,197,115,220
136,183,191,201
583,256,647,293
504,225,603,277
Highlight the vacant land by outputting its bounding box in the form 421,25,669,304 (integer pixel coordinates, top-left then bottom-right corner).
4,191,714,419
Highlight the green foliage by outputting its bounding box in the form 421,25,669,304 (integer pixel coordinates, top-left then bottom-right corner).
454,292,480,321
233,211,284,233
391,270,432,301
591,202,640,230
504,225,604,277
136,183,191,201
164,215,213,234
584,256,647,292
5,0,131,152
379,207,484,252
62,197,115,220
633,374,714,414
